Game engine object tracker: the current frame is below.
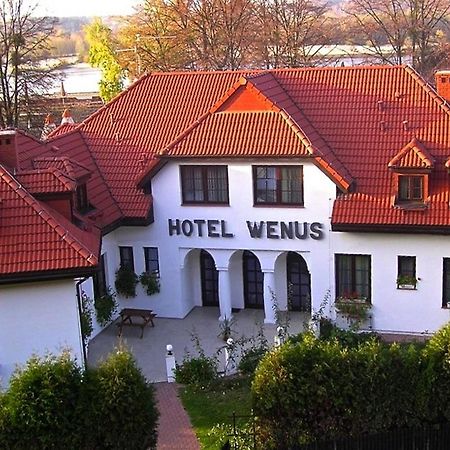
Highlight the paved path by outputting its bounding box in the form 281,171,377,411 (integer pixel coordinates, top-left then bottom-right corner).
155,382,200,450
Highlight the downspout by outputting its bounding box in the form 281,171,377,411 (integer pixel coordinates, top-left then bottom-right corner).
75,278,88,368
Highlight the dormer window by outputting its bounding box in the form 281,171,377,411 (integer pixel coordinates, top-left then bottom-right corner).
388,138,433,209
398,175,423,202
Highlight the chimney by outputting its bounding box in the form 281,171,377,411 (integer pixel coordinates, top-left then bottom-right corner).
435,70,450,103
0,130,17,169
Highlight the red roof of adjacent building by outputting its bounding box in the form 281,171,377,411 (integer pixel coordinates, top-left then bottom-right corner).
25,65,450,232
0,164,100,281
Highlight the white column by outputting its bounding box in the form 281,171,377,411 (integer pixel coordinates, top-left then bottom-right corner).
263,270,276,324
218,268,232,320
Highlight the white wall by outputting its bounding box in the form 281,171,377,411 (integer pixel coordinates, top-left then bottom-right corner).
101,159,336,319
0,279,84,388
332,232,450,334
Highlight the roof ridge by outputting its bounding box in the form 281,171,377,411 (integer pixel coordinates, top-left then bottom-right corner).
0,164,97,265
17,167,76,189
388,137,434,168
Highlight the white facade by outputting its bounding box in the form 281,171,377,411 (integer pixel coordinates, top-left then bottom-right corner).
0,279,84,387
92,158,450,336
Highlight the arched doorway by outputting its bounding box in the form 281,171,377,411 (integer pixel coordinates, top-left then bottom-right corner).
287,252,311,312
200,250,219,306
243,251,264,309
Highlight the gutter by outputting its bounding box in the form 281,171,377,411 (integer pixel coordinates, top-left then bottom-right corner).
75,277,88,368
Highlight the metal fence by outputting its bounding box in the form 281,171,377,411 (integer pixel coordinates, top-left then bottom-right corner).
293,424,450,450
221,412,257,450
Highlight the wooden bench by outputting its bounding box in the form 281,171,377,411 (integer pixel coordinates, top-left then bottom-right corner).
117,308,156,339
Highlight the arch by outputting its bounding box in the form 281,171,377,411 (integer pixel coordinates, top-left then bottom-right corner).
242,250,264,309
286,251,311,312
200,250,219,306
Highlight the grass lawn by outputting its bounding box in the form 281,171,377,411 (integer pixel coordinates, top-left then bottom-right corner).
180,376,253,449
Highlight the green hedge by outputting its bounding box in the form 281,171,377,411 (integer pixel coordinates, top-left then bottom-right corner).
252,326,450,449
0,349,158,450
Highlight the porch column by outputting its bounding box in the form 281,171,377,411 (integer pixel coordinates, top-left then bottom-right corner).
217,268,232,320
263,270,276,324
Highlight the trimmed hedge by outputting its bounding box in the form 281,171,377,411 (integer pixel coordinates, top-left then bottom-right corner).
252,325,450,449
0,349,158,450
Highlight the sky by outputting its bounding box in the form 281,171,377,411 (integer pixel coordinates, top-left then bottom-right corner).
35,0,141,17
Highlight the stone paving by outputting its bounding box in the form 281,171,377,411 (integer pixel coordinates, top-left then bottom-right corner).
154,382,200,450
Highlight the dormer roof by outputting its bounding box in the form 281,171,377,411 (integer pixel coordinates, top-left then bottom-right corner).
388,138,434,170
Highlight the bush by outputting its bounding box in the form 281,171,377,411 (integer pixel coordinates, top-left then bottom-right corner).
81,349,158,449
175,355,218,387
0,352,83,449
0,349,159,450
238,346,267,375
115,265,139,298
252,333,427,448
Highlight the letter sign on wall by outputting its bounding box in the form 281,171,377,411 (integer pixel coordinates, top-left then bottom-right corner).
168,219,324,240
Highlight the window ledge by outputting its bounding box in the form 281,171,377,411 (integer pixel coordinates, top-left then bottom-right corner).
394,201,428,211
253,204,305,208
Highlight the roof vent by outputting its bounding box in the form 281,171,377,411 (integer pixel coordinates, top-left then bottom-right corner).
380,121,386,131
395,91,403,99
377,100,385,112
403,120,409,131
109,112,114,125
115,132,121,143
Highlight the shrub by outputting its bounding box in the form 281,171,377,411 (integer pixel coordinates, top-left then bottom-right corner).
0,352,83,449
80,293,93,345
80,349,158,449
115,265,138,298
140,271,160,295
94,287,118,326
238,346,268,375
175,356,218,386
252,333,426,448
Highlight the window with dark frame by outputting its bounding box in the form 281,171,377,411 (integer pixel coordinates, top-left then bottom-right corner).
253,165,303,206
443,258,450,308
398,256,416,279
180,165,229,204
119,246,134,271
93,254,107,298
398,175,424,202
76,183,89,213
335,254,371,301
144,247,159,276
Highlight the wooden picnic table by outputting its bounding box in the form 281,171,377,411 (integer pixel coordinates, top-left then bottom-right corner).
117,308,156,339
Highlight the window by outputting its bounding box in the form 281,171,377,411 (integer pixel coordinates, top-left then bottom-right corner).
398,176,423,202
119,246,134,271
144,247,159,276
253,165,303,206
180,165,228,204
335,254,371,301
398,256,416,278
93,254,107,298
443,259,450,308
76,183,89,212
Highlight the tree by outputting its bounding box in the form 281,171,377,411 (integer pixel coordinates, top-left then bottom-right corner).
343,0,450,76
0,0,56,128
85,18,124,102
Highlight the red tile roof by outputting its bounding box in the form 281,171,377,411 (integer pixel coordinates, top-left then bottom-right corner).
33,156,91,181
16,169,76,195
388,138,434,170
0,164,99,280
24,65,450,232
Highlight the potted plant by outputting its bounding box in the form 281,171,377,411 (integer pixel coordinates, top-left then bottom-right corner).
335,292,372,329
94,287,118,326
115,265,139,298
397,275,418,289
140,271,160,295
